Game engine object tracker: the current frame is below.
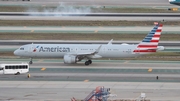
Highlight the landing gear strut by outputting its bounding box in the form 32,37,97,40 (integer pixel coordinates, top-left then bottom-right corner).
29,58,33,64
85,60,92,66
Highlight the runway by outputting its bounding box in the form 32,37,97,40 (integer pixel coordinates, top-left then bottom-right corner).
0,59,180,82
0,0,174,7
0,40,180,46
2,12,180,17
0,1,179,101
0,26,179,33
0,59,180,101
0,81,180,101
0,16,180,21
1,16,179,21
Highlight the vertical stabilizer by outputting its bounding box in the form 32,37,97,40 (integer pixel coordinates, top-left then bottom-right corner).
134,23,163,53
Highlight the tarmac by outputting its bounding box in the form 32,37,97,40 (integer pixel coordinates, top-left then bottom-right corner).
0,26,179,33
0,0,179,101
0,0,174,7
0,81,180,101
0,59,180,101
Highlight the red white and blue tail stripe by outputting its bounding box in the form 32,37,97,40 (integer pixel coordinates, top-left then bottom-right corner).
133,23,163,53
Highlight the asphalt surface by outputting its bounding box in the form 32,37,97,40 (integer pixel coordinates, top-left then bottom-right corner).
0,0,179,101
0,59,180,82
0,0,174,7
0,26,179,33
0,40,179,46
0,60,180,101
1,81,180,101
1,12,180,17
1,16,179,21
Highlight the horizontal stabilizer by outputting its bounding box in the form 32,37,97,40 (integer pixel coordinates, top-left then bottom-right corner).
108,39,113,45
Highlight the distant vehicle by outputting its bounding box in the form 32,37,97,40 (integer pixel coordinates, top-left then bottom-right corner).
169,0,180,6
0,63,29,75
14,23,164,66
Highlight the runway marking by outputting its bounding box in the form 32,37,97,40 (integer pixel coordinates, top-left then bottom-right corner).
124,61,129,64
84,80,89,82
148,68,152,72
41,68,46,71
31,30,34,33
94,30,98,33
38,59,44,62
24,94,34,97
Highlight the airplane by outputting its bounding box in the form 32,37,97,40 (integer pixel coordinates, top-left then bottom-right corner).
169,0,180,6
14,23,164,66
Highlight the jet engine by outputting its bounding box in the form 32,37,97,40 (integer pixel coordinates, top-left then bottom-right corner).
63,54,78,64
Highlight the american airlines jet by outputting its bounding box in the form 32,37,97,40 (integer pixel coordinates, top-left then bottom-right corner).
14,24,164,65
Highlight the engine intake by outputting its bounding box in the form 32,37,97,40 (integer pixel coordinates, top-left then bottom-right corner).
64,54,78,64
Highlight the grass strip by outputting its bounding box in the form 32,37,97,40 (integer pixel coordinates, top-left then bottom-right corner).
0,6,178,13
0,20,180,26
0,33,179,40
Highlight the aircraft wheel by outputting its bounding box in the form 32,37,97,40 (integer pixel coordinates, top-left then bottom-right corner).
29,58,33,64
29,61,32,64
88,60,92,64
85,61,90,66
15,72,20,75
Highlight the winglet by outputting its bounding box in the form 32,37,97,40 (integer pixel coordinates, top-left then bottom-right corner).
94,45,102,54
108,39,113,45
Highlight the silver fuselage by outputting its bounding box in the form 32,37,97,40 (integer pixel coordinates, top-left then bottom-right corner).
14,44,145,58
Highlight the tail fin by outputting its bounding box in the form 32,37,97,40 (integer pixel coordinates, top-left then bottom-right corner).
134,23,163,53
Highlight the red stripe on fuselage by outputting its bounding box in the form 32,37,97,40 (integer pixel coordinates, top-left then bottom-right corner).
138,45,157,47
138,46,157,48
133,50,156,52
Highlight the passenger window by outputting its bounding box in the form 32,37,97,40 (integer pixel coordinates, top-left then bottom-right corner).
20,47,24,50
0,68,3,70
5,66,8,69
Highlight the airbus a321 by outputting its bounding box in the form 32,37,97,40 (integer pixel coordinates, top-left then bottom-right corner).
14,24,164,66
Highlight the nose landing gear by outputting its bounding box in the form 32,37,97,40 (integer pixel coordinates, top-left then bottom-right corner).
29,58,33,64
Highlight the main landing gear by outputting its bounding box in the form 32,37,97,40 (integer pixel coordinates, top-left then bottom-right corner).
85,60,92,66
29,58,33,64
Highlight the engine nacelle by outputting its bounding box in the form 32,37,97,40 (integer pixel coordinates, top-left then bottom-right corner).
63,54,77,64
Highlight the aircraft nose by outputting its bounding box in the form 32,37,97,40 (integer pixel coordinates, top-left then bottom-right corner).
14,50,19,56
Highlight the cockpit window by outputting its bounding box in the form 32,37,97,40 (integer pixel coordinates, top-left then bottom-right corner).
20,47,24,50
